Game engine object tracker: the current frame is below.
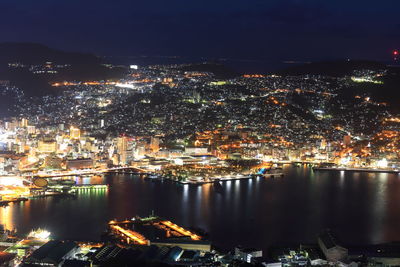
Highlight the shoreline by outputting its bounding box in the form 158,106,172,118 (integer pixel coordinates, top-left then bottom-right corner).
313,167,400,174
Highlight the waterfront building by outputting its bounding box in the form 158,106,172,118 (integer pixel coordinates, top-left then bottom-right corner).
0,252,16,266
44,156,63,170
234,246,263,264
318,230,348,262
66,158,93,170
348,242,400,267
23,240,78,266
116,136,128,165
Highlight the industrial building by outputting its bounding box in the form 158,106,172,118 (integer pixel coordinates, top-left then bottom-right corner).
108,216,211,252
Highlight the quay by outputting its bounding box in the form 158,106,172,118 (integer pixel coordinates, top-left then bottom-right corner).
105,167,150,175
71,184,108,190
313,167,400,174
108,216,211,251
174,173,284,185
23,167,149,179
0,197,28,206
46,184,108,192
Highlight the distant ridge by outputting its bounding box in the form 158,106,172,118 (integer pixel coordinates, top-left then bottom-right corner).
278,60,387,76
177,63,240,79
0,42,126,97
276,59,400,112
0,42,100,65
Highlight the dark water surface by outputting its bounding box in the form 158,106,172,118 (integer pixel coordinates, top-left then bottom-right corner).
2,166,400,252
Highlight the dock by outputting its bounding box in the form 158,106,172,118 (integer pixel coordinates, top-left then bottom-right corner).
26,167,149,179
47,184,108,192
175,173,284,185
313,167,399,174
262,173,284,178
108,216,210,251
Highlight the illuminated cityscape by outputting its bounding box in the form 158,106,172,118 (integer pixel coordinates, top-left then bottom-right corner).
1,1,400,266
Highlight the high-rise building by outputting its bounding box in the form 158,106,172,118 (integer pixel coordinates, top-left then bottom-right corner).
117,137,128,152
70,126,81,139
150,137,160,152
20,118,28,128
117,137,128,165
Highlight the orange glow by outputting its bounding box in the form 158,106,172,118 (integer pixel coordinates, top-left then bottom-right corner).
110,225,148,245
0,206,14,231
51,81,116,87
160,220,201,240
243,74,265,78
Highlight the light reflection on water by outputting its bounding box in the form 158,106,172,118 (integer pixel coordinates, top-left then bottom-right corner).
370,173,388,243
1,167,399,251
0,206,14,231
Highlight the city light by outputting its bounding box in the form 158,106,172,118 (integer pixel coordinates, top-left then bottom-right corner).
28,229,51,241
376,158,388,168
110,225,148,245
1,2,400,267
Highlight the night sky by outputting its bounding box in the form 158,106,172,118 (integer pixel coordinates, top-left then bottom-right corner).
0,0,399,61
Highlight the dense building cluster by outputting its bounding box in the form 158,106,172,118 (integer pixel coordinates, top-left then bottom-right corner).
0,64,397,175
0,62,400,266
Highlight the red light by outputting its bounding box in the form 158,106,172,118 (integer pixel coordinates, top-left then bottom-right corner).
394,50,399,56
